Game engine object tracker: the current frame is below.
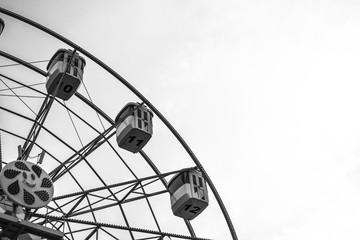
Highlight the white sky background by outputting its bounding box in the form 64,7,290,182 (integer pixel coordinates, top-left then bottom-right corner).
2,0,360,239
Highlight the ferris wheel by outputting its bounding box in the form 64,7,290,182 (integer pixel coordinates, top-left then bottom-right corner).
0,7,238,240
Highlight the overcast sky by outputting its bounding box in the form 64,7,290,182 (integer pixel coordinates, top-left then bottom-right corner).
2,0,360,239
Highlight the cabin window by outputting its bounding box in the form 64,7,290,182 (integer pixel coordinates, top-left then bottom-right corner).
138,119,142,129
198,177,203,188
74,58,79,67
58,53,64,62
192,175,197,186
182,172,190,184
74,68,78,77
116,107,134,124
143,112,148,121
137,109,142,118
168,172,189,194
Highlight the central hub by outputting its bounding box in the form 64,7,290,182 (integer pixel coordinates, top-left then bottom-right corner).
0,160,54,209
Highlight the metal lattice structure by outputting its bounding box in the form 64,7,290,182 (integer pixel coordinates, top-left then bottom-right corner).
0,7,238,240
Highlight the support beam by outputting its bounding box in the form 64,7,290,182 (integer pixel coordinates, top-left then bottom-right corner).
0,213,64,240
52,167,196,201
30,213,212,240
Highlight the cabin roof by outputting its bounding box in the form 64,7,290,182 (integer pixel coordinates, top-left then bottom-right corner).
114,102,153,124
46,49,86,70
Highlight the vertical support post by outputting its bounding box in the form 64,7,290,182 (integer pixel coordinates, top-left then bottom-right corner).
37,150,45,164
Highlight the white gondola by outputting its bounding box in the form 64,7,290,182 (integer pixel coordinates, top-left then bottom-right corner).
0,17,4,36
115,103,153,153
46,49,86,100
168,170,209,220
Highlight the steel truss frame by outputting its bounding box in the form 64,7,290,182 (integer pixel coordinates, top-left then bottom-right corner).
0,7,238,240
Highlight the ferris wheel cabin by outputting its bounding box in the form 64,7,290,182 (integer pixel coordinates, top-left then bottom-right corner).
115,103,154,153
46,49,86,100
168,170,209,220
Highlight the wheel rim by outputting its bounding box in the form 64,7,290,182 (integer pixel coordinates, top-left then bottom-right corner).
0,7,238,240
